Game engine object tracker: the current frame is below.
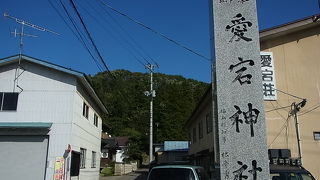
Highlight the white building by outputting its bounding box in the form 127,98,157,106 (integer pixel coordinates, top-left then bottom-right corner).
0,55,108,180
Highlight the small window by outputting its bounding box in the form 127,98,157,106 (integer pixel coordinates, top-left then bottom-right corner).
80,148,86,168
91,151,96,168
199,121,203,139
314,132,320,140
94,114,98,127
82,102,89,119
0,92,19,111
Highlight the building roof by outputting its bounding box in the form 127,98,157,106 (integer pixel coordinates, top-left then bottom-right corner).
102,136,129,149
259,14,320,42
102,138,118,149
116,136,129,146
0,54,108,114
164,141,189,152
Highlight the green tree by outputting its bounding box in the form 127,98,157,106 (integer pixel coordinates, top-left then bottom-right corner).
89,70,208,160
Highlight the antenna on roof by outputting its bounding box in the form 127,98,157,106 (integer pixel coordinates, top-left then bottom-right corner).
4,12,60,93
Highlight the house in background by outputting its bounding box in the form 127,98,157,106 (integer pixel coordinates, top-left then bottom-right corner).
101,136,129,163
0,55,108,180
185,14,320,179
114,136,129,163
155,141,189,164
184,88,215,175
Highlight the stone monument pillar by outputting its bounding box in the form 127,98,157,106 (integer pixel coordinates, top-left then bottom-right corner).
209,0,270,179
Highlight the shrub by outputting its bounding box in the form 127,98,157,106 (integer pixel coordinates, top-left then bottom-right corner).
101,167,113,176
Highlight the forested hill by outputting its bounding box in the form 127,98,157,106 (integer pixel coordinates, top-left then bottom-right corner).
88,69,209,144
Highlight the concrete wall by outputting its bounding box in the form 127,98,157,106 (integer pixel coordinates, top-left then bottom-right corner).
114,162,138,175
261,25,320,179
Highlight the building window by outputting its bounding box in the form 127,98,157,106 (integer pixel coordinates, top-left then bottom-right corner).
83,102,89,119
91,151,96,168
199,121,203,139
0,92,19,111
314,132,320,140
193,127,197,143
188,132,192,145
206,112,213,133
94,114,98,127
80,148,86,168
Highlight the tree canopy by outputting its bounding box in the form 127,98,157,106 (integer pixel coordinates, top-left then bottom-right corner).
89,69,209,159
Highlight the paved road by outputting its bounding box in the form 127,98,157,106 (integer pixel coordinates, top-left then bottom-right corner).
100,169,148,180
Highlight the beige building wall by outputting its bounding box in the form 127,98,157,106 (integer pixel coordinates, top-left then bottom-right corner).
188,100,214,155
261,22,320,179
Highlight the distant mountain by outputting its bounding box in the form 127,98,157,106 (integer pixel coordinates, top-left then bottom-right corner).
88,69,209,155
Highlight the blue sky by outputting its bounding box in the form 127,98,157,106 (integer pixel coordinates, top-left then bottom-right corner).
0,0,319,83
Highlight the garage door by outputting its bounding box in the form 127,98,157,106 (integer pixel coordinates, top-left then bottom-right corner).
0,135,49,180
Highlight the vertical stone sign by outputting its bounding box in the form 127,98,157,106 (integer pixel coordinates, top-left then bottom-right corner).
210,0,270,179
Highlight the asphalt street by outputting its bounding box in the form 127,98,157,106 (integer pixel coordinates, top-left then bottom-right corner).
99,169,148,180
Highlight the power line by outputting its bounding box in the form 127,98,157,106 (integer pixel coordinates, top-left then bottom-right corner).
79,0,149,67
48,0,105,72
268,115,291,148
269,101,289,121
274,88,305,100
95,1,155,65
97,0,211,62
69,0,114,78
298,103,320,116
265,104,291,113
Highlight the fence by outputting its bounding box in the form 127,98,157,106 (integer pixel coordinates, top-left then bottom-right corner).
114,162,138,175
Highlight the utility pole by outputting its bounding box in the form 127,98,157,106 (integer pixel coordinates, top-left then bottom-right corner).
290,99,307,164
144,64,156,163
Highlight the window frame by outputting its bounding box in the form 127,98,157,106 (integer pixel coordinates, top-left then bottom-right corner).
91,151,96,168
80,148,87,169
82,102,89,119
94,114,98,127
0,92,19,111
313,132,320,141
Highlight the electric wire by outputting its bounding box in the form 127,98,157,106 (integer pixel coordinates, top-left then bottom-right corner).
76,0,148,68
298,103,320,116
97,3,153,65
49,0,132,106
97,0,211,62
268,115,291,148
69,0,114,78
48,0,104,72
79,0,148,67
265,104,291,113
269,101,289,121
96,1,157,65
274,88,305,100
